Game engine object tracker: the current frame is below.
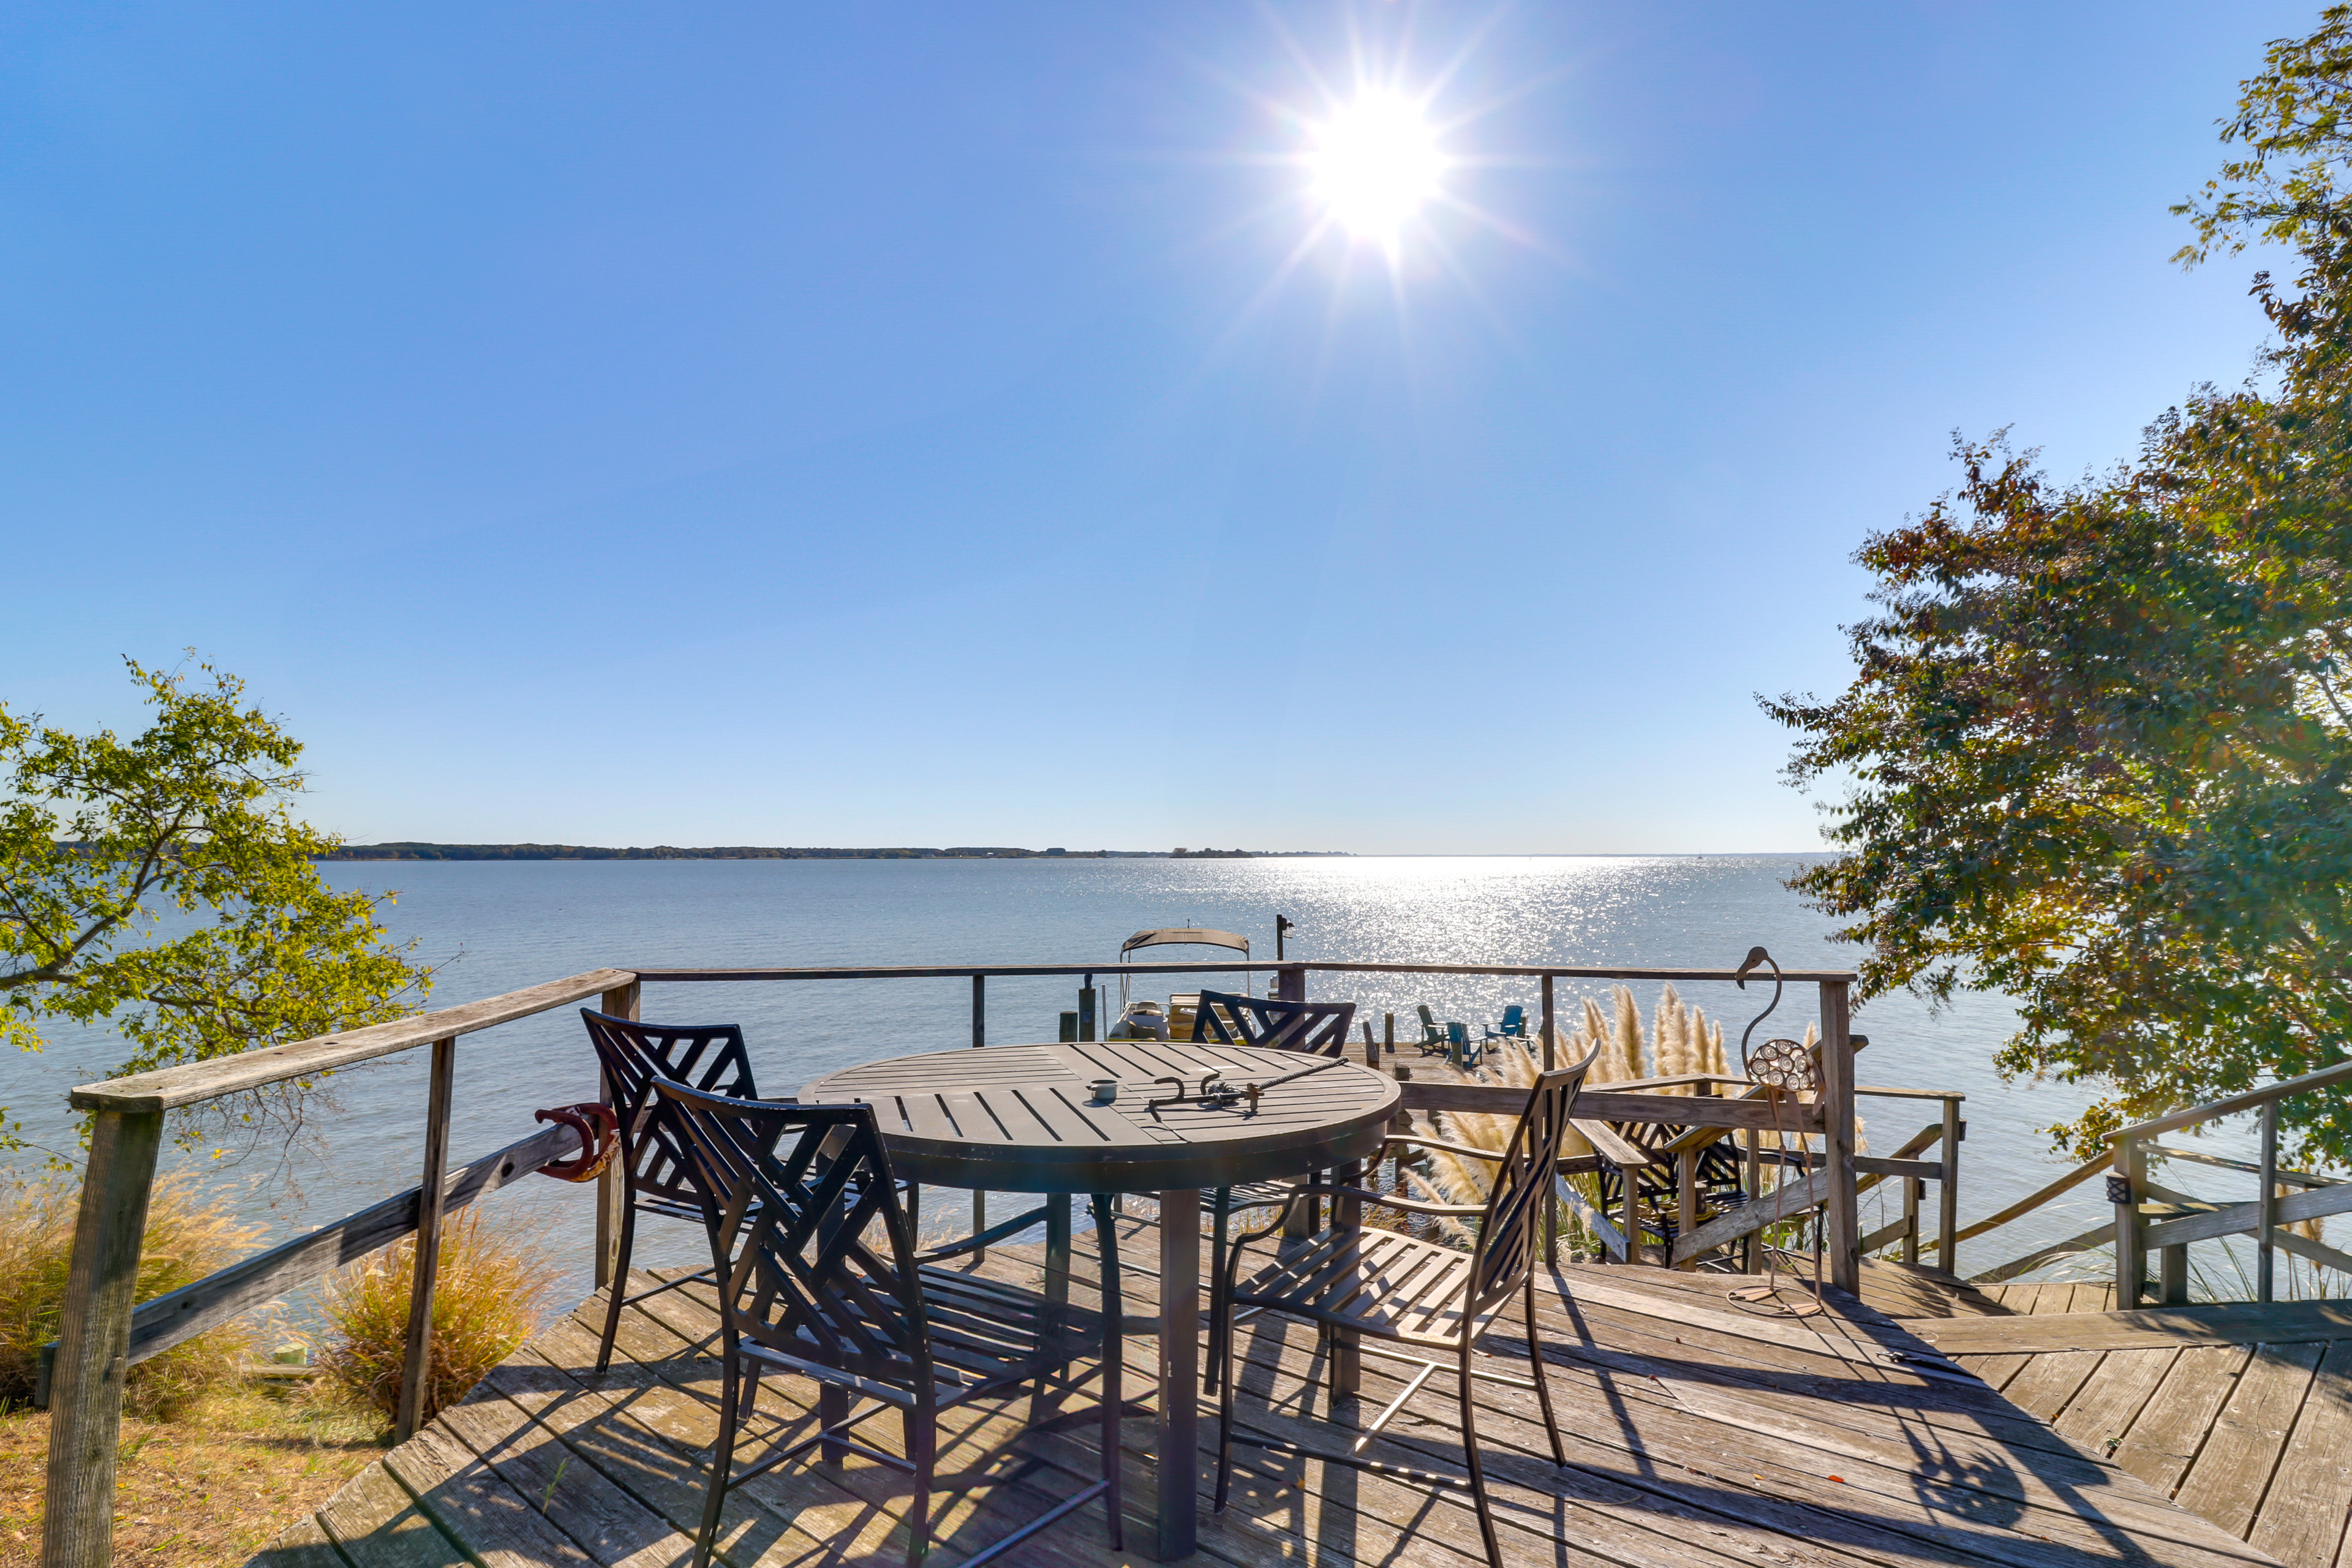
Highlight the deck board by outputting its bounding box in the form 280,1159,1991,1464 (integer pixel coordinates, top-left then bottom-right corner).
272,1219,2299,1568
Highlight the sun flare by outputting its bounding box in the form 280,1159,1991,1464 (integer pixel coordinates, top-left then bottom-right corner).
1308,90,1446,241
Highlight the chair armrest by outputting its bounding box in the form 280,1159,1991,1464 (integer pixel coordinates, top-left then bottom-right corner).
1572,1118,1659,1168
1303,1183,1485,1219
1386,1134,1506,1163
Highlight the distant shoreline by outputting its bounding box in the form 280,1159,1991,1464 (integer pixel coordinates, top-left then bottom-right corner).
314,842,1354,862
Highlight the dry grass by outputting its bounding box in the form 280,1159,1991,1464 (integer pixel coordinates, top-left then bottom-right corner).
0,1383,386,1567
318,1207,554,1424
0,1172,263,1419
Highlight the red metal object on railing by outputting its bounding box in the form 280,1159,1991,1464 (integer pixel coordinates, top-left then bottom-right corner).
533,1102,619,1182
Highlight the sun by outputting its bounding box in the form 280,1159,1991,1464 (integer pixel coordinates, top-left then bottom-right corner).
1307,89,1447,243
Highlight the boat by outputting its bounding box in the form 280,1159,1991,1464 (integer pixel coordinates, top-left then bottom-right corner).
1109,926,1253,1039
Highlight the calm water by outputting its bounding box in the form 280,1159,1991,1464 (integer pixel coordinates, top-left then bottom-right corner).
2,855,2146,1312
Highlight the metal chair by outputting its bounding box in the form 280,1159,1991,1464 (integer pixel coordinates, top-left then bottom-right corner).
579,1008,767,1374
655,1079,1125,1568
1191,989,1357,1389
1208,1044,1600,1568
579,1009,1054,1376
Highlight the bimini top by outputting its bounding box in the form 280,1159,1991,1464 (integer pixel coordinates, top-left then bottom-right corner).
1120,927,1251,958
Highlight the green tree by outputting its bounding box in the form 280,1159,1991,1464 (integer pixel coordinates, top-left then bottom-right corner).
1,659,428,1162
1769,7,2352,1167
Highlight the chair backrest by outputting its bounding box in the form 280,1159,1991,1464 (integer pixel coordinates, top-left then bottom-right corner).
1466,1041,1602,1313
654,1079,932,1394
580,1009,761,1207
1417,1004,1441,1034
1499,1005,1525,1035
1193,990,1357,1056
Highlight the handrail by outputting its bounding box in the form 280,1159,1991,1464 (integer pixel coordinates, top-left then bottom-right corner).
70,967,635,1112
2106,1056,2352,1143
635,960,1860,982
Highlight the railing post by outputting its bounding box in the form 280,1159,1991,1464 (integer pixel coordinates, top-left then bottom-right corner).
1818,981,1860,1294
40,1106,164,1568
2260,1099,2279,1304
1902,1174,1921,1265
2113,1132,2147,1308
1937,1096,1961,1273
1742,1129,1762,1273
394,1035,457,1444
594,978,638,1292
1276,965,1305,1003
972,973,989,1251
1079,976,1096,1042
1542,973,1558,1264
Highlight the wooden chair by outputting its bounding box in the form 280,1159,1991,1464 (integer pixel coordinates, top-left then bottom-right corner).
654,1080,1125,1568
578,1008,767,1374
1191,989,1357,1387
1208,1044,1600,1568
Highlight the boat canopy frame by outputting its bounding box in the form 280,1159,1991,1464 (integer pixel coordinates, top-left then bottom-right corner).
1118,928,1252,1008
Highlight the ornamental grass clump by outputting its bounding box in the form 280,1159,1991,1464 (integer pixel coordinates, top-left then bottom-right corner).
0,1169,262,1416
319,1207,554,1423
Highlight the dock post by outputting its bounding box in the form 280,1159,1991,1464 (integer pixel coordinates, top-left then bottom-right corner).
1080,978,1096,1041
594,978,639,1292
1819,980,1860,1294
40,1106,163,1568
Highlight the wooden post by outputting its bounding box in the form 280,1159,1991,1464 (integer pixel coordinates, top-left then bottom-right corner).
2259,1099,2279,1304
2160,1242,2189,1305
594,978,639,1292
395,1036,458,1444
972,974,987,1254
2113,1133,2147,1308
1619,1156,1642,1265
1276,965,1305,1003
1079,979,1096,1042
40,1107,164,1568
1902,1175,1921,1265
1818,981,1860,1294
1938,1097,1961,1273
1675,1149,1698,1270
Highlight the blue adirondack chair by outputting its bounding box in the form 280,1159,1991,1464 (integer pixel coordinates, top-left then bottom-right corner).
1486,1005,1527,1040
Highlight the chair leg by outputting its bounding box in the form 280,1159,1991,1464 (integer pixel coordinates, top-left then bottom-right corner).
1213,1283,1240,1511
1525,1275,1565,1467
1205,1188,1231,1393
597,1199,639,1375
1458,1339,1502,1568
819,1383,850,1466
694,1344,741,1568
905,1406,935,1568
1093,1194,1124,1550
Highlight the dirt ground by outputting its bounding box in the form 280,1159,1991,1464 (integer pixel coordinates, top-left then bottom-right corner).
0,1385,386,1567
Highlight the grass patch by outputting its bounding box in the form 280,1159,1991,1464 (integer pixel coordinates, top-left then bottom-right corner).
0,1383,387,1567
0,1172,263,1419
320,1207,554,1425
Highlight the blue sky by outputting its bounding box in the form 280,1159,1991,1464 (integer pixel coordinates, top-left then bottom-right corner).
0,2,2316,853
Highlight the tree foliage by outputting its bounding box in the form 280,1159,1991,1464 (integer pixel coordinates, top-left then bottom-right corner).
0,660,428,1161
1770,7,2352,1167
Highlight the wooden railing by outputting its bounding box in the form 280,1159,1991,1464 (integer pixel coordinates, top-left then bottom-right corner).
39,956,1864,1567
2110,1060,2352,1308
1927,1059,2352,1303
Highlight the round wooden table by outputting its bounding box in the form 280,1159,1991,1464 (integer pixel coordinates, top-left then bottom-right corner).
804,1036,1399,1562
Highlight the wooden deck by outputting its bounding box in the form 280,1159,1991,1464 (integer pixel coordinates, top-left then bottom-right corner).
251,1221,2291,1568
